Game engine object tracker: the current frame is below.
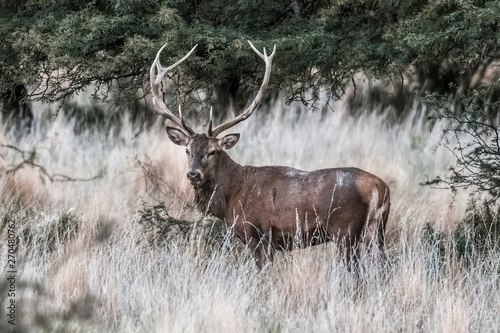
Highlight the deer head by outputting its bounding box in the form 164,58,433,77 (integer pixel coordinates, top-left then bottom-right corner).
150,41,276,186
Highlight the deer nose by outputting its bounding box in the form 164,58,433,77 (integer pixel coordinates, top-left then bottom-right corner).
187,170,201,181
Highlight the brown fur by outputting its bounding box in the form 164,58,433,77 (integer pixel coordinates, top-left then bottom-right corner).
167,130,391,270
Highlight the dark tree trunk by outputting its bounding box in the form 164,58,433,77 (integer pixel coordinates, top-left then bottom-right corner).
1,84,33,132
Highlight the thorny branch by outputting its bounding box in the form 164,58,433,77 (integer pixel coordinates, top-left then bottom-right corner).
422,96,500,203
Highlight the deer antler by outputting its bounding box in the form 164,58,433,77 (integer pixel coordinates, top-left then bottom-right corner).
209,41,276,138
150,43,197,135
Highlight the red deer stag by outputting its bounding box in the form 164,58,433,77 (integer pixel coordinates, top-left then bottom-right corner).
150,42,391,270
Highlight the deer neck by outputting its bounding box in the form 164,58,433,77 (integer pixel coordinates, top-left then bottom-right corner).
193,151,243,220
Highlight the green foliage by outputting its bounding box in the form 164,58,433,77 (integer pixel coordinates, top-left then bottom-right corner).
390,1,498,62
1,0,499,115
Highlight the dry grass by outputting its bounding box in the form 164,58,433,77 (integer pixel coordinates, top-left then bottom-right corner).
1,98,499,332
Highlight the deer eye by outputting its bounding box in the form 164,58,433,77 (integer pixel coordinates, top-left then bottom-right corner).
185,149,190,155
206,150,215,158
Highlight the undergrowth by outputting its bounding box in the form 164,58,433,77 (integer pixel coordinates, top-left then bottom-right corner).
0,98,499,332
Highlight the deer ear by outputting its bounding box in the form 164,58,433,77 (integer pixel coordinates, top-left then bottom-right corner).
218,133,240,150
166,127,189,146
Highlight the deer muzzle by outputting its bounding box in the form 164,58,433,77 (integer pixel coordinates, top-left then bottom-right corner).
187,169,203,185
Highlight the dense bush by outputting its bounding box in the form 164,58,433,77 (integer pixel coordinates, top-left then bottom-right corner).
2,0,499,114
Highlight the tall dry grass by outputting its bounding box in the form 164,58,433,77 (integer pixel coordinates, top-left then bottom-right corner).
0,97,499,332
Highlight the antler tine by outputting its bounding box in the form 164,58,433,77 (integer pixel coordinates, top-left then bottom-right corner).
207,106,214,137
247,40,277,62
210,41,276,138
178,105,193,132
150,43,197,135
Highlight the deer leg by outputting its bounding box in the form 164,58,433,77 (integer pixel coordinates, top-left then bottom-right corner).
363,224,389,269
373,240,390,271
363,190,390,269
338,238,360,275
346,246,360,274
374,235,389,268
248,237,274,270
